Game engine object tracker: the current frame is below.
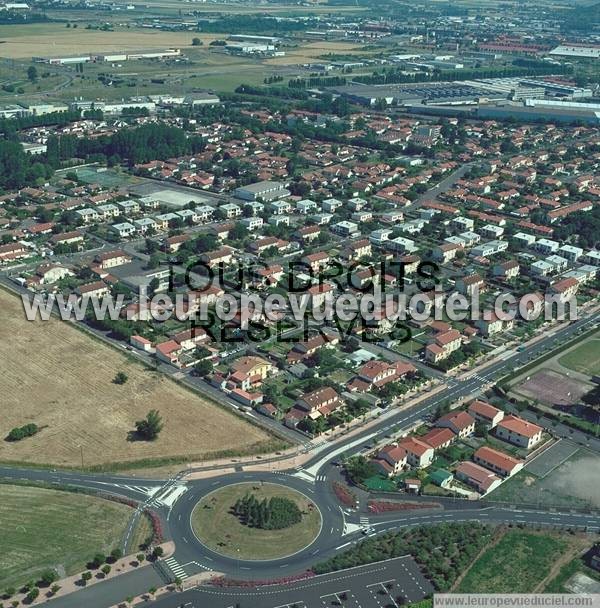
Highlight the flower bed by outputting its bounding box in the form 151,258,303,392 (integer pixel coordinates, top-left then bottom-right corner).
368,500,441,513
209,571,315,588
332,481,356,508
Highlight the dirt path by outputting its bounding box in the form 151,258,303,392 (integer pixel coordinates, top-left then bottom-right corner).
535,536,590,592
449,527,506,592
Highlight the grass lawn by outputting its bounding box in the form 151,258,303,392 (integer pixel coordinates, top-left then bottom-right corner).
0,287,280,469
558,339,600,376
0,484,137,589
457,530,570,593
364,476,397,492
191,482,322,560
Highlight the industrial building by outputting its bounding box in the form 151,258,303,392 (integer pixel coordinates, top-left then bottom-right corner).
403,100,600,126
331,82,505,107
33,48,182,65
549,44,600,59
234,181,290,202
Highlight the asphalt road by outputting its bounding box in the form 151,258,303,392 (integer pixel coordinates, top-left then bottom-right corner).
145,555,434,608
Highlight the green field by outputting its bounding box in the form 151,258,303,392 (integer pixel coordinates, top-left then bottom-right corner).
0,484,140,589
457,531,569,593
191,482,322,560
558,339,600,376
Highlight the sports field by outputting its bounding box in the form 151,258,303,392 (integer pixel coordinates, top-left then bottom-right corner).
0,484,137,589
0,288,280,468
558,338,600,376
191,482,322,560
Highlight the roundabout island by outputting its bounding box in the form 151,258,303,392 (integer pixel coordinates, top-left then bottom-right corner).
190,481,322,561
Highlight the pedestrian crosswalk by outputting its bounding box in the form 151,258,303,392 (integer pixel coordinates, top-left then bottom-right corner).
150,483,188,508
164,557,188,581
360,516,370,526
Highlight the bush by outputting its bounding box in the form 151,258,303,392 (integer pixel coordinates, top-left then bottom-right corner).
113,371,128,385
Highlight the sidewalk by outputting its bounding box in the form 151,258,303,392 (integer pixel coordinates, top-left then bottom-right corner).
16,543,174,608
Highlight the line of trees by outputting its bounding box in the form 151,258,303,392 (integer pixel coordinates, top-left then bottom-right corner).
232,493,302,530
47,123,206,168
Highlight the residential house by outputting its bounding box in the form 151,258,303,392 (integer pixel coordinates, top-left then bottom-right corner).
422,427,456,451
347,360,416,393
432,243,461,264
436,410,476,438
548,277,579,303
94,250,132,270
331,221,359,237
492,260,520,281
398,437,434,468
425,329,463,364
456,274,485,296
473,446,524,477
110,222,136,239
200,246,235,268
495,415,543,449
475,312,514,337
296,386,342,417
455,461,502,495
372,444,408,477
230,356,272,382
76,280,110,299
468,400,505,429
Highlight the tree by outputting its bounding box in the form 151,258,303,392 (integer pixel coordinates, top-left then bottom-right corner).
110,548,123,562
113,371,128,385
27,65,37,83
50,584,61,595
191,37,202,46
345,456,378,485
152,546,164,559
146,253,161,270
101,565,111,576
135,410,163,440
40,569,59,586
26,588,39,602
80,571,92,585
194,359,213,377
90,552,105,568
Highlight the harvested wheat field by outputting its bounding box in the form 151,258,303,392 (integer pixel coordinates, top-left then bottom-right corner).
0,288,279,468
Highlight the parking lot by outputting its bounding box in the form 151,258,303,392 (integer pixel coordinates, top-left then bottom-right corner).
148,556,434,608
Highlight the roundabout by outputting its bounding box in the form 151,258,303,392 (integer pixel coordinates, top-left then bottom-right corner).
190,481,323,561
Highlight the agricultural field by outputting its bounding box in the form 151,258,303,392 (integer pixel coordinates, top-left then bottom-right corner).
0,288,280,469
0,484,139,589
0,24,225,59
456,530,584,593
264,40,366,65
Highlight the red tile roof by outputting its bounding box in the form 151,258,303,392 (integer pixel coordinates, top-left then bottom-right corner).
497,415,542,438
475,446,523,473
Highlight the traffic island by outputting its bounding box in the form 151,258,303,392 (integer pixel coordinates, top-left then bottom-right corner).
191,482,322,561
